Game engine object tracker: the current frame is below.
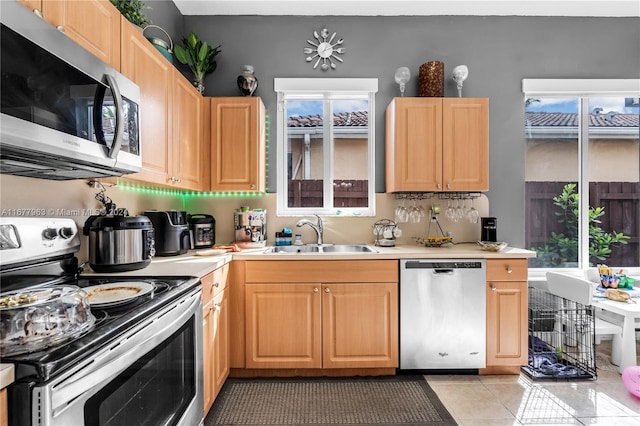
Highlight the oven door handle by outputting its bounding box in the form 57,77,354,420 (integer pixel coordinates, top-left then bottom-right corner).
50,290,201,413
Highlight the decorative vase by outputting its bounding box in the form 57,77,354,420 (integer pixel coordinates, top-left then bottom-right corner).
194,79,205,95
237,65,258,96
418,61,444,97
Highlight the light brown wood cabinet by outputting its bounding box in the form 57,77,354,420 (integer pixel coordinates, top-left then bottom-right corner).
172,72,207,191
1,388,7,426
120,19,172,186
210,97,266,193
202,263,230,414
121,21,206,190
482,258,528,374
18,0,121,69
243,260,398,370
386,97,489,193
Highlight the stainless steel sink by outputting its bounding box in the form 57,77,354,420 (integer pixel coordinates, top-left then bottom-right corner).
263,244,377,254
263,245,321,254
320,244,377,253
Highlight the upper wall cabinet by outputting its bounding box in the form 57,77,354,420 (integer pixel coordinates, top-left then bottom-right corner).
173,72,208,191
120,19,173,187
120,21,206,191
386,97,489,193
18,0,121,70
210,97,266,193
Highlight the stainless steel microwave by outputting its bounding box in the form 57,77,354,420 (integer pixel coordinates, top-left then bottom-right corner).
0,1,142,180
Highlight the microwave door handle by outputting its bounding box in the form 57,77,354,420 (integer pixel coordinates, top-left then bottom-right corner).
103,74,124,159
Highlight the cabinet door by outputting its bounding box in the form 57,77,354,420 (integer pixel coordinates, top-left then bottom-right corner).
322,283,398,368
485,280,528,366
202,299,214,412
17,0,43,13
43,0,121,69
442,98,489,191
210,97,265,192
121,20,172,185
212,289,229,400
386,98,442,192
173,71,206,191
245,283,321,369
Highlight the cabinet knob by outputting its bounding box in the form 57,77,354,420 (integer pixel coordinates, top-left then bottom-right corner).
250,183,256,189
324,287,331,293
506,267,513,274
214,303,221,311
176,177,182,183
490,284,496,291
447,183,451,189
33,9,43,19
436,183,442,189
214,282,219,287
313,287,319,293
56,25,65,34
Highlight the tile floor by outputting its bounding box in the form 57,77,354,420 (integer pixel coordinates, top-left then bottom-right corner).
426,341,640,425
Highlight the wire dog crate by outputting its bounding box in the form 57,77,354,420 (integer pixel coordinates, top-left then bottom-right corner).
523,287,597,380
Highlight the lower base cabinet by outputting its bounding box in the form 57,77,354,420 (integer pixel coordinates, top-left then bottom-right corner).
482,258,528,374
243,260,398,370
202,263,230,414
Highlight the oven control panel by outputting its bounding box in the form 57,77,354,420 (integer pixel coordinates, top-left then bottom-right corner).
0,217,80,266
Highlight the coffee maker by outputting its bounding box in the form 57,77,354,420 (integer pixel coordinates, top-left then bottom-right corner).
481,217,497,242
234,208,267,248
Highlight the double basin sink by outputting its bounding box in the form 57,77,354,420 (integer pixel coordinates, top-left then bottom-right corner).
264,244,377,254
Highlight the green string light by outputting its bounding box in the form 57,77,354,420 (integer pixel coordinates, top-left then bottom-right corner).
117,111,271,198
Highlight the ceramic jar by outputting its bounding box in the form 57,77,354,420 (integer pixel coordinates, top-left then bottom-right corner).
418,61,444,97
237,65,259,96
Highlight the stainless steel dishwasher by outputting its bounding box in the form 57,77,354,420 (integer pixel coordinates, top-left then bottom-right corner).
400,259,486,370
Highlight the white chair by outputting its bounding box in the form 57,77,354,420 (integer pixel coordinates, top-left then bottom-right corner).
546,272,623,366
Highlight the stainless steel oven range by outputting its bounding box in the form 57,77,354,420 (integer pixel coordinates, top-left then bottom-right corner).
0,217,203,426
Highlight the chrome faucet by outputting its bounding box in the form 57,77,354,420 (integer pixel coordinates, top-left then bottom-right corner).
296,214,324,245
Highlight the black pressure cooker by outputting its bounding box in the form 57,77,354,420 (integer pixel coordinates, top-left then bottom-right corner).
82,215,155,272
188,214,215,249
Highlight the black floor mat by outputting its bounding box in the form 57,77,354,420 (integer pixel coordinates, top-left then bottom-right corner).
205,375,457,425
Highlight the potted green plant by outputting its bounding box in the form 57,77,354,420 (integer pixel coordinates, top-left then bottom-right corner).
110,0,152,28
174,32,222,94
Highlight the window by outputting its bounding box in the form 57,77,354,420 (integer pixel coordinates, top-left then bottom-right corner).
523,79,639,272
275,78,378,216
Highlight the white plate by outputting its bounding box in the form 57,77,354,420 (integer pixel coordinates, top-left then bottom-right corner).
83,282,155,307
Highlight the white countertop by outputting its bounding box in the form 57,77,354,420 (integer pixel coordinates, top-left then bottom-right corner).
82,244,534,278
232,243,536,260
0,363,14,389
83,252,234,278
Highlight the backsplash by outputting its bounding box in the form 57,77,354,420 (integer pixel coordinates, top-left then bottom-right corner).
0,175,490,262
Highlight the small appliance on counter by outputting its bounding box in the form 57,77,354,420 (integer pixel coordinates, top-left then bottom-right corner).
83,215,155,272
144,210,191,256
481,217,497,242
234,207,267,248
188,214,215,249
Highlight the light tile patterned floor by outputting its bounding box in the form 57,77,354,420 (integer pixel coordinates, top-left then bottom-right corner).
426,341,640,425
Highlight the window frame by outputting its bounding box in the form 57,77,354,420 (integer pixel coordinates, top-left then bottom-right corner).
522,78,640,279
274,78,378,216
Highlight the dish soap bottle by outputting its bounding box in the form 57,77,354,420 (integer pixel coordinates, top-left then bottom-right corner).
293,234,303,246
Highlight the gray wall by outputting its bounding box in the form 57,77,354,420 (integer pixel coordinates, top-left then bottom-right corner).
151,11,640,248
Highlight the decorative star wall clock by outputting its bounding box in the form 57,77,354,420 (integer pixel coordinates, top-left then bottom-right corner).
303,27,344,71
